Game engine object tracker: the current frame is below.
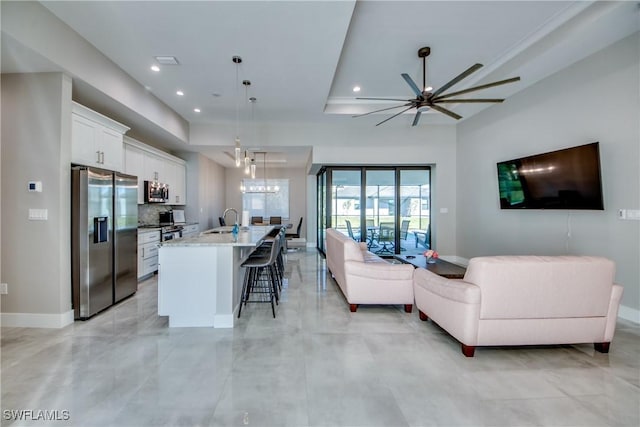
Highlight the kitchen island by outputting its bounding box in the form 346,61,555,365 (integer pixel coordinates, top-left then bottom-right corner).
157,225,274,327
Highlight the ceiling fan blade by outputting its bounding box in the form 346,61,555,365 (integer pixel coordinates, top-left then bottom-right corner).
432,77,521,100
375,106,415,126
411,111,422,127
401,73,423,98
430,63,483,99
428,104,463,120
356,97,414,102
434,98,504,103
352,103,412,118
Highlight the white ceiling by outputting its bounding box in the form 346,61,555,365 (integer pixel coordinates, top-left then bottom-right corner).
4,1,639,167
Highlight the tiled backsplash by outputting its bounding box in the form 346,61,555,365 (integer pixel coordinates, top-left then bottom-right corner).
138,204,174,225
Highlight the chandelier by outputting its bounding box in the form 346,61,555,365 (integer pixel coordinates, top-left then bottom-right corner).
241,152,279,194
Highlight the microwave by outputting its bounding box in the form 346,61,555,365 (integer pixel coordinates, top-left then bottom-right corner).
144,181,169,203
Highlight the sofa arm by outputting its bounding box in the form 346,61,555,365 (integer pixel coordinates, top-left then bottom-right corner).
345,260,414,280
358,242,369,251
413,268,480,304
604,283,624,342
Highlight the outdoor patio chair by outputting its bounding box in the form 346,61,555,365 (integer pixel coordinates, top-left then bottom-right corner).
414,224,431,249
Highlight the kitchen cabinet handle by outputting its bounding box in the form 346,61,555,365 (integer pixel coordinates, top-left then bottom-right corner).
100,151,105,164
141,247,144,257
96,150,101,164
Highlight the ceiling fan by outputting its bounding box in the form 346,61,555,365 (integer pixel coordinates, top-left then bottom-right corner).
354,46,521,126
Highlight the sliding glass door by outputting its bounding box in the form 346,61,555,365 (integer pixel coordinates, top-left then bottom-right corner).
317,166,431,256
399,169,431,254
366,170,396,255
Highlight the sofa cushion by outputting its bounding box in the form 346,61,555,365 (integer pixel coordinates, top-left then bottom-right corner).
464,256,615,319
343,237,365,262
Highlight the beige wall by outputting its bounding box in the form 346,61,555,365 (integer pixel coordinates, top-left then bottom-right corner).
181,152,227,230
1,73,73,323
224,165,308,235
456,33,640,320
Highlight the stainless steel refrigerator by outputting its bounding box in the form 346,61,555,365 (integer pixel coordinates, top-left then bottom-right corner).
71,166,138,319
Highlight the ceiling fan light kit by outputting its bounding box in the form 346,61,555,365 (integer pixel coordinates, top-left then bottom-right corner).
355,46,520,126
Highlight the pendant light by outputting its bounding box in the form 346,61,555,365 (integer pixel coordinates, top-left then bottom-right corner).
232,56,244,167
247,95,257,177
244,150,251,175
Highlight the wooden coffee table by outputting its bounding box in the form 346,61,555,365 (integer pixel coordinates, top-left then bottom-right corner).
394,255,467,279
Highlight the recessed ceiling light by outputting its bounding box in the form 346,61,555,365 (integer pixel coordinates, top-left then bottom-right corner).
194,108,201,113
353,86,361,92
176,90,184,96
154,56,179,65
150,65,160,72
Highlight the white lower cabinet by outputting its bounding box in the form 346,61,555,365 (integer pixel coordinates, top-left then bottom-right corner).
181,224,200,238
138,230,160,279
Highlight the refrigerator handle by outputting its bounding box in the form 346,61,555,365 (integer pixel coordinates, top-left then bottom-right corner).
94,217,109,243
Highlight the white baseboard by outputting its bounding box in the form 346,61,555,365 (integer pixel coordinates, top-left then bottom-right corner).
618,305,640,324
1,310,74,328
214,314,233,328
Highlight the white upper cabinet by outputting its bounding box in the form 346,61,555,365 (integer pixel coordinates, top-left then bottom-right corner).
163,161,186,205
123,136,186,205
173,162,186,205
123,143,145,204
143,152,165,183
71,102,130,172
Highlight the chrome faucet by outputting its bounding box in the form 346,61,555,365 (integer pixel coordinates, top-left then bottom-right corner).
223,208,239,226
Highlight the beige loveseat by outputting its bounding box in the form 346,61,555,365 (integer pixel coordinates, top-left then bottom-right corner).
325,228,415,312
414,256,623,357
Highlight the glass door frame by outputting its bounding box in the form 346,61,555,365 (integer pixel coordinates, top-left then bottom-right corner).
317,165,431,256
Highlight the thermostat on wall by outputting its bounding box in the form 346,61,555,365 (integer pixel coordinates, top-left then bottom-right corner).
28,181,42,192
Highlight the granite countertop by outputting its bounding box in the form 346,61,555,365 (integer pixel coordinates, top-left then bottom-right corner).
160,225,274,247
138,225,161,232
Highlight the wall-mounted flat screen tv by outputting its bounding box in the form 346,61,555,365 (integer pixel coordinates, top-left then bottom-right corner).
497,142,604,210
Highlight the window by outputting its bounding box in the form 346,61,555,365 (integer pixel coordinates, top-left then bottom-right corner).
242,179,289,219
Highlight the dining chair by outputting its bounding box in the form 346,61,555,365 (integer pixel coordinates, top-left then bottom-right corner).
375,222,395,254
286,217,303,239
399,219,410,251
269,216,282,225
345,219,360,241
414,224,431,249
400,220,410,240
366,218,379,249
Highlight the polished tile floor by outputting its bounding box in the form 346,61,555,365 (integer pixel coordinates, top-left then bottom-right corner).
2,249,639,426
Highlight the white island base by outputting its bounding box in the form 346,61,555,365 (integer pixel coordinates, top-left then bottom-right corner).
157,226,272,327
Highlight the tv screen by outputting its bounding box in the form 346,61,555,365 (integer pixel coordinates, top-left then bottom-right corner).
497,142,604,210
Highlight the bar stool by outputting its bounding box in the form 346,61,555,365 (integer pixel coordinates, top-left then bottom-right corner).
238,233,282,318
251,227,287,290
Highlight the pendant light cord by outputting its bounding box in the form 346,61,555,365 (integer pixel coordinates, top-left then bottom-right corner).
235,61,240,138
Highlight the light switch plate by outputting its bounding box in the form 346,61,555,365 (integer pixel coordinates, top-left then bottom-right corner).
28,208,48,220
619,209,640,220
